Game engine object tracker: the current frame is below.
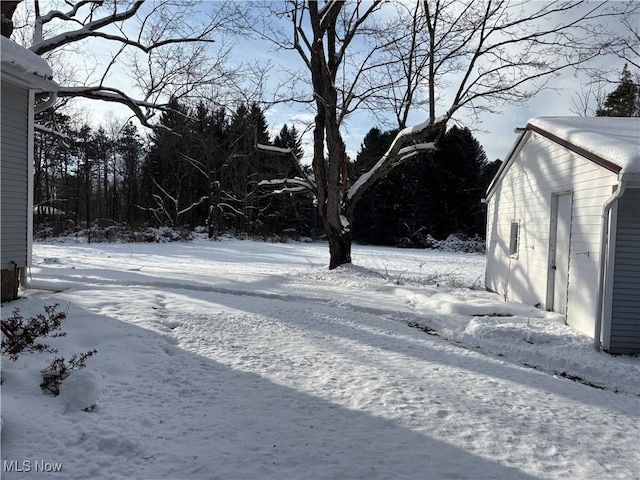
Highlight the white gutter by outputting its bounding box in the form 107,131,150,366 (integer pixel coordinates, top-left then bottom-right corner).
594,181,627,350
34,91,57,114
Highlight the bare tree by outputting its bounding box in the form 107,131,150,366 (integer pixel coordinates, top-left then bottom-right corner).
253,0,634,269
253,1,442,268
619,10,640,70
5,0,248,128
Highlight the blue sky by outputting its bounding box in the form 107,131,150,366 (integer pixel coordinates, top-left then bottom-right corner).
230,1,632,164
53,0,633,164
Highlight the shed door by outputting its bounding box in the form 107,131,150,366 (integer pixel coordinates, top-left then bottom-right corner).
550,193,572,315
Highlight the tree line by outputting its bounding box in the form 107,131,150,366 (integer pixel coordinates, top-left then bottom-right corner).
34,98,500,245
33,101,316,240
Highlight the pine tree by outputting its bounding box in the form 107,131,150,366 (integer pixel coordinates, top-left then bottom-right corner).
142,98,194,227
116,122,144,225
33,111,74,234
90,127,113,222
596,64,640,117
273,125,304,165
73,125,95,240
350,128,403,245
190,103,229,238
224,103,272,234
352,125,489,246
426,126,488,239
265,124,314,238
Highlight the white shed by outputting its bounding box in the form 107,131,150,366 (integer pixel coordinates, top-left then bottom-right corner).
485,116,640,354
1,36,58,301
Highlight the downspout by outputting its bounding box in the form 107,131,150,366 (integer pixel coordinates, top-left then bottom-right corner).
34,91,57,115
594,181,627,350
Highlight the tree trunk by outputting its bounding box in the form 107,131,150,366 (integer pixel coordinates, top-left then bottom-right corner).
323,191,354,269
327,226,352,269
1,1,21,38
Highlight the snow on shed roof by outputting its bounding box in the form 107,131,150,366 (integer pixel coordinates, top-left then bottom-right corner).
527,116,640,174
1,36,55,87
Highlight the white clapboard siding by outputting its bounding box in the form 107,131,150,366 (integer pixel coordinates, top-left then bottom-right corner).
1,80,29,269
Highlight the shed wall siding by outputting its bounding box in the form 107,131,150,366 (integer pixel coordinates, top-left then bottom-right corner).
1,80,29,269
486,132,618,337
609,188,640,354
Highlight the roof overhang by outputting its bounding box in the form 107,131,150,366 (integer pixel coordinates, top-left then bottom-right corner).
1,36,58,92
527,122,622,174
485,117,639,202
1,61,58,92
484,129,529,202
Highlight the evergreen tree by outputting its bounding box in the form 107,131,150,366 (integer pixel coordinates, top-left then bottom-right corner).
142,99,195,227
33,111,74,233
425,126,488,239
224,102,272,234
352,125,490,246
190,103,229,237
596,64,640,117
351,128,404,245
116,122,144,225
263,124,314,237
273,124,304,164
72,125,95,239
90,127,113,222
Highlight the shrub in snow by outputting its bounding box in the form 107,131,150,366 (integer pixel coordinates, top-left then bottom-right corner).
0,305,67,361
38,222,195,244
396,227,437,249
396,231,485,253
434,234,486,253
125,225,193,243
60,369,101,412
41,349,98,399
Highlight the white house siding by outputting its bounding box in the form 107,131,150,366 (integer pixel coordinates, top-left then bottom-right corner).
486,131,618,337
1,79,30,270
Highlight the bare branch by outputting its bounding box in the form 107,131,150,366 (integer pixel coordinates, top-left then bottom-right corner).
56,85,169,130
31,1,145,55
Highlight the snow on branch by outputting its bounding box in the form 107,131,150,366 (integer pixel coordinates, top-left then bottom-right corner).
255,142,317,194
217,203,245,217
398,142,436,161
347,119,441,202
152,179,177,206
37,1,103,24
31,1,145,55
35,123,70,141
256,143,293,154
177,197,208,217
258,178,314,194
57,86,169,130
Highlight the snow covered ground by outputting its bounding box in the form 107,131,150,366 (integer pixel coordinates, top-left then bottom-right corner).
1,238,638,479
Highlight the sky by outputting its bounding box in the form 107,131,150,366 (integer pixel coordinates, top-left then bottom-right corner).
24,0,635,164
246,1,634,163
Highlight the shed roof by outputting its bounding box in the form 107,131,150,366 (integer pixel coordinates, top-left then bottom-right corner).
486,116,640,201
1,36,57,91
528,117,639,175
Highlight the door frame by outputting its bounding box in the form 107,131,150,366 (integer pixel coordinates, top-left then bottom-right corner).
547,190,573,313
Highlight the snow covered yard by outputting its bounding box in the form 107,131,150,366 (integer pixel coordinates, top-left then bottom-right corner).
1,239,638,480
